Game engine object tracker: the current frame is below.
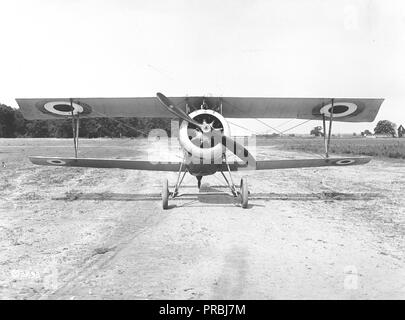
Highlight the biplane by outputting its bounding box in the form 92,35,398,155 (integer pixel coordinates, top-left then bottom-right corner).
16,94,384,209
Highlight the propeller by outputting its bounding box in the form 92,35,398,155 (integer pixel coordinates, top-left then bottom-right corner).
156,92,255,164
156,92,203,128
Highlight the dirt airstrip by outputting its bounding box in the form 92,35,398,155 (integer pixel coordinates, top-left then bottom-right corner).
0,138,404,299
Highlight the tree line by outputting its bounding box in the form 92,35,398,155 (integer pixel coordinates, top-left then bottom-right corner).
0,104,171,138
310,120,399,137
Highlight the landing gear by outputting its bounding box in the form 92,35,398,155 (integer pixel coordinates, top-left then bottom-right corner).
220,154,250,208
240,177,249,209
162,178,169,210
162,159,188,210
163,154,251,209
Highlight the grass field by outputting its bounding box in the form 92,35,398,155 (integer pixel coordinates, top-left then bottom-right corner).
256,137,405,159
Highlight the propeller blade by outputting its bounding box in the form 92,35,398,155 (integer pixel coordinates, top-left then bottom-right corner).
221,135,256,165
156,92,202,128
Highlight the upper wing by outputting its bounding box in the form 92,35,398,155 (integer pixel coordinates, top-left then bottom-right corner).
16,97,183,120
228,157,371,171
16,96,383,122
29,156,181,171
221,97,384,122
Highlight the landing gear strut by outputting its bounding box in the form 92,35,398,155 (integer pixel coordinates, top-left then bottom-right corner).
221,154,249,208
162,159,187,210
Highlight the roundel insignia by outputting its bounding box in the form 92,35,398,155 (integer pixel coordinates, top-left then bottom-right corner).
312,100,366,120
335,159,355,165
320,102,358,118
46,159,66,165
36,100,92,117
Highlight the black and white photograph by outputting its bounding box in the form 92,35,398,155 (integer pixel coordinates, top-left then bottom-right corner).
0,0,404,306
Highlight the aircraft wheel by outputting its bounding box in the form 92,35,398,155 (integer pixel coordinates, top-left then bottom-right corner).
240,177,249,209
162,178,169,210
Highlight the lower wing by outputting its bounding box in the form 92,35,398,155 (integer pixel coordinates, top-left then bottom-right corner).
29,156,182,171
229,157,371,170
29,156,370,171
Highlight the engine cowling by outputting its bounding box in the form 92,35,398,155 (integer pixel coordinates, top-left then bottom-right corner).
179,109,231,164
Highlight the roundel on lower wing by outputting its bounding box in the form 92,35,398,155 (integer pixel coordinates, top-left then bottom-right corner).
46,159,66,165
335,159,356,165
36,100,92,117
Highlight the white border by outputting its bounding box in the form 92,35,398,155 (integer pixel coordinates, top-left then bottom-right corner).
43,101,84,116
335,159,355,165
46,159,66,165
320,102,357,118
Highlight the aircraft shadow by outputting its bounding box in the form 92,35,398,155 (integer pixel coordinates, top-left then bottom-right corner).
249,192,383,201
53,192,161,202
53,183,261,208
53,190,382,204
191,184,247,207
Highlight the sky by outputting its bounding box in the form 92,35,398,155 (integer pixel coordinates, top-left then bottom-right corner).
0,0,404,135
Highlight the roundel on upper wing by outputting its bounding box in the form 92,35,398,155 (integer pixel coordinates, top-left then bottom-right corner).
320,102,358,118
312,100,365,119
36,100,92,117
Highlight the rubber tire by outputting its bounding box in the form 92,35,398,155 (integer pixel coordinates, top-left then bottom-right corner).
240,177,248,209
162,178,169,210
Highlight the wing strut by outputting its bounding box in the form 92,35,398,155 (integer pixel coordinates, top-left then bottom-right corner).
70,98,80,158
322,98,334,158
